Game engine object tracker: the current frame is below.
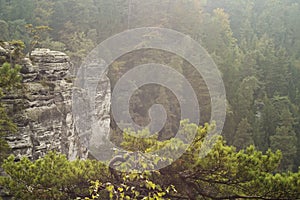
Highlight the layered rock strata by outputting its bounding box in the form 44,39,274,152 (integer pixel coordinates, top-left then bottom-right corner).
4,49,86,160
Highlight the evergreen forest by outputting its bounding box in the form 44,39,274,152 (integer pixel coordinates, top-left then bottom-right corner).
1,0,300,199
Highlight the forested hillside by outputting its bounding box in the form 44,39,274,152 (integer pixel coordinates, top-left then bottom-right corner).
1,0,300,199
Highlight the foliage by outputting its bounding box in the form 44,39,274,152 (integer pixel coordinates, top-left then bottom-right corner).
1,124,300,199
1,0,300,199
86,172,177,200
25,24,51,57
0,62,22,163
1,152,110,200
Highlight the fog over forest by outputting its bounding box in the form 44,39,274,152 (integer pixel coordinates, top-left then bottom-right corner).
0,0,300,199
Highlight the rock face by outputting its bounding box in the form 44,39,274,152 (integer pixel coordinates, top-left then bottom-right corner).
4,49,88,160
72,59,112,161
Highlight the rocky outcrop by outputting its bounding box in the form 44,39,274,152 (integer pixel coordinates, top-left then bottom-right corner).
72,59,112,161
4,48,87,160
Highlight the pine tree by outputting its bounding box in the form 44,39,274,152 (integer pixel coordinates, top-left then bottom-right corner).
233,118,254,150
270,109,298,171
0,62,22,163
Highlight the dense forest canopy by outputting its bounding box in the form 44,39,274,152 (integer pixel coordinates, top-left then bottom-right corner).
1,0,300,199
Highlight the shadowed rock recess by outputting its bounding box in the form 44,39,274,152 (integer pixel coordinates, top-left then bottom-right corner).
4,49,92,160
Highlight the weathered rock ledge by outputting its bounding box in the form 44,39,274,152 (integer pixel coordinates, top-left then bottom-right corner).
4,48,87,160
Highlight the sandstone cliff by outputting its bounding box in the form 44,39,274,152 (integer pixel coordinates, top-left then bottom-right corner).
3,48,87,160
